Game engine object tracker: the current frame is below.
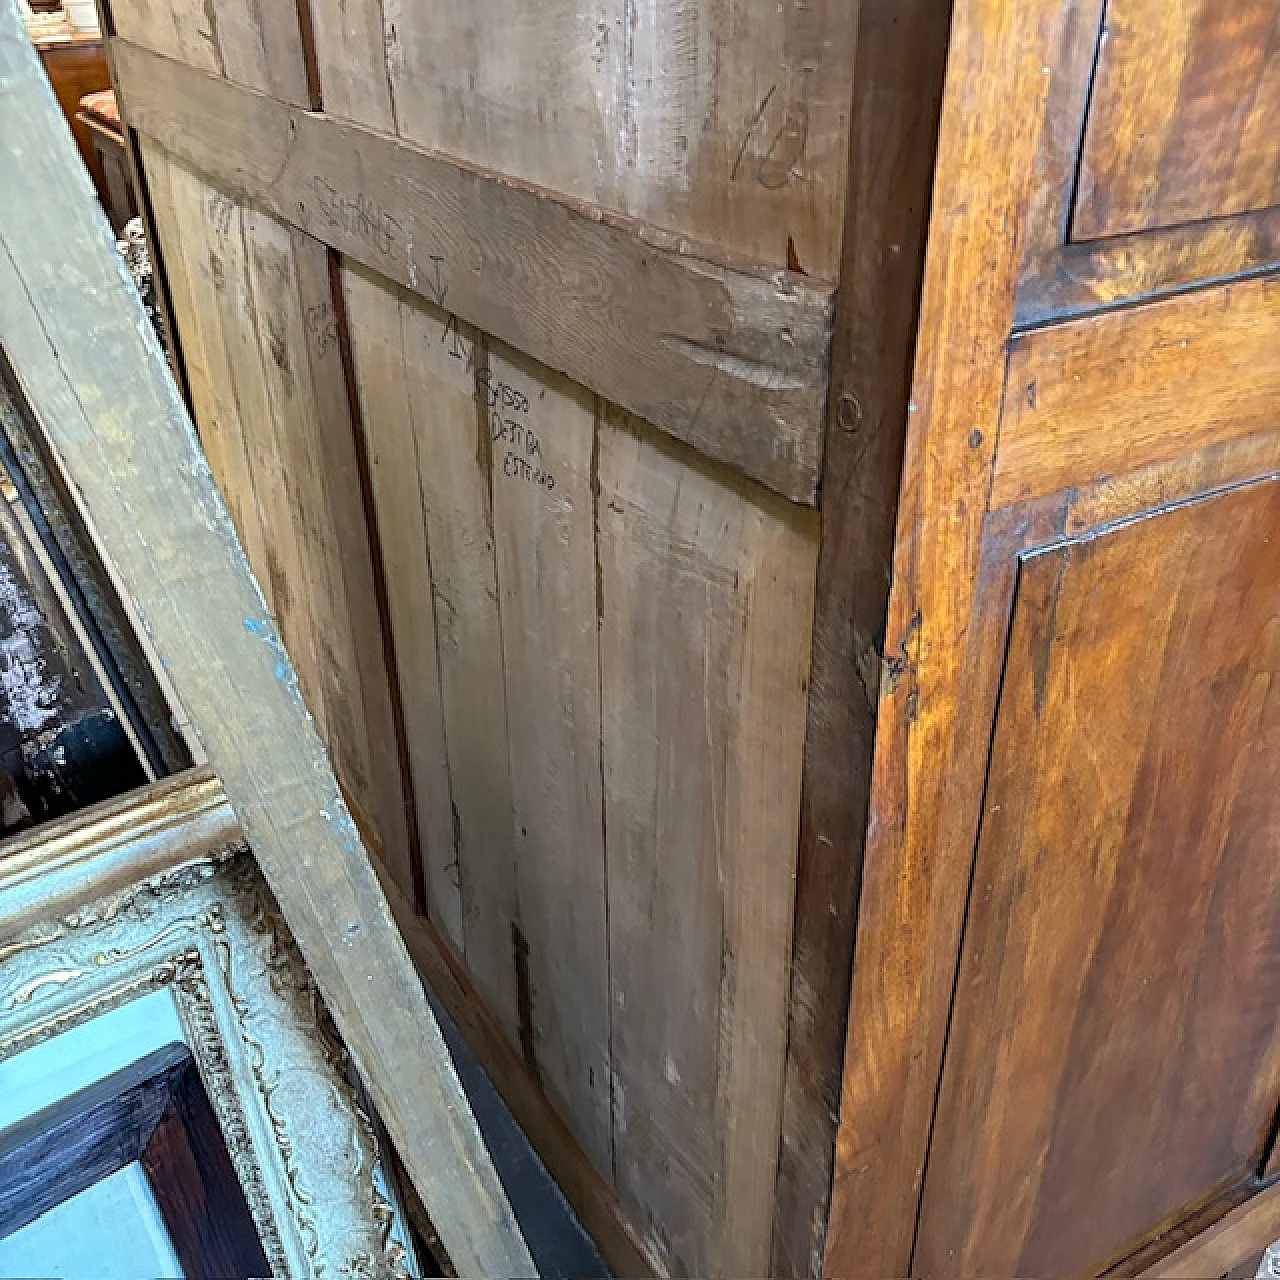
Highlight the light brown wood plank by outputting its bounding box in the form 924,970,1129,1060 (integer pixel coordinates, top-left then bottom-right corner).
306,0,394,130
210,198,328,740
485,340,613,1178
108,0,221,75
597,409,817,1278
290,233,416,896
341,263,463,952
358,0,854,279
394,289,521,1046
0,13,533,1269
994,275,1280,508
110,37,833,505
139,148,275,613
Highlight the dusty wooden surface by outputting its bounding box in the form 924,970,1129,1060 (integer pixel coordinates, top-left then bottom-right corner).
110,39,834,505
0,8,534,1271
111,0,839,1267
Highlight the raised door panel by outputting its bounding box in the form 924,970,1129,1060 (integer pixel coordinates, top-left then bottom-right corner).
1072,0,1279,240
914,479,1280,1277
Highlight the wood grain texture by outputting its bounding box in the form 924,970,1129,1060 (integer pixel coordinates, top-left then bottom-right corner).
118,0,417,897
1009,0,1280,327
394,286,521,1046
597,408,817,1278
821,2,1068,1272
915,480,1280,1276
485,339,613,1179
370,849,658,1279
0,13,534,1270
340,263,464,955
289,233,415,892
1016,207,1280,329
1072,0,1280,241
0,1043,183,1237
336,0,857,280
994,275,1280,508
110,37,833,505
770,1,951,1273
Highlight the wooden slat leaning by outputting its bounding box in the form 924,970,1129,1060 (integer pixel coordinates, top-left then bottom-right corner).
0,5,536,1274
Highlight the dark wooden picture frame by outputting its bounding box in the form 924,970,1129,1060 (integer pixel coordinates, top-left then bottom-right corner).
0,1040,270,1278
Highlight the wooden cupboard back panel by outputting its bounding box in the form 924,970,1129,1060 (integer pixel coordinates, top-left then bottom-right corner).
340,262,819,1276
116,0,833,1268
308,0,856,279
1072,0,1279,240
914,479,1280,1276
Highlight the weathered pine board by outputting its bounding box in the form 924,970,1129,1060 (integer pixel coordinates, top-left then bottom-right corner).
393,286,521,1046
484,339,614,1181
339,263,463,952
346,0,857,280
0,6,534,1271
116,0,417,893
597,408,818,1278
135,142,414,893
115,1,836,1271
109,37,833,505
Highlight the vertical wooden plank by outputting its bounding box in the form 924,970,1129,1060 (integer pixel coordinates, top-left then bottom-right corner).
823,0,1069,1269
771,0,951,1272
485,339,614,1178
109,0,222,74
292,236,415,893
240,211,381,838
142,149,273,613
366,0,854,276
598,409,817,1278
396,289,520,1045
205,196,326,739
341,263,463,950
306,0,395,128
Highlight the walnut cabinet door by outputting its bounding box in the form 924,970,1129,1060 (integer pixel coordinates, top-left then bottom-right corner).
825,1,1280,1275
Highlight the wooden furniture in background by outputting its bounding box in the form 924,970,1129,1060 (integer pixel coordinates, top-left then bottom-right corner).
75,89,135,231
31,29,111,212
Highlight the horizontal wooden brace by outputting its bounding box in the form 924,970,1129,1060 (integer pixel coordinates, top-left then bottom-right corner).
110,39,833,505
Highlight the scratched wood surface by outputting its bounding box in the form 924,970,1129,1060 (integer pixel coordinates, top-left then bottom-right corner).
334,262,820,1274
1072,0,1279,241
310,0,856,280
0,6,535,1268
114,2,416,899
114,0,834,1269
110,39,834,505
